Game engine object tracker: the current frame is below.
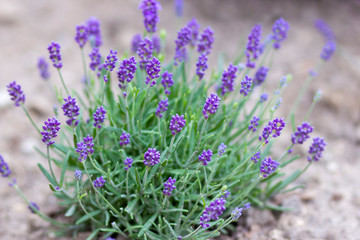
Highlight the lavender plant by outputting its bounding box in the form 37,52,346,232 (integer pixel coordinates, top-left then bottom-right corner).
2,1,333,239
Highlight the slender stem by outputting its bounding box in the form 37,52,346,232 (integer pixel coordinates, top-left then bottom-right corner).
81,48,88,82
57,69,70,95
76,181,101,225
182,226,201,240
304,101,316,122
142,167,149,189
47,146,59,186
185,119,208,166
178,163,201,193
164,135,175,160
138,85,151,133
89,156,107,176
101,71,109,105
124,95,131,131
21,104,40,133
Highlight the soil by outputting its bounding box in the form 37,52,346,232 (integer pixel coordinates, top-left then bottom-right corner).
1,0,360,239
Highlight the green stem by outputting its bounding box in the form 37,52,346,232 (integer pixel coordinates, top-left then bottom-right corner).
138,85,151,133
57,69,70,95
21,104,40,133
304,101,316,122
89,156,107,176
76,182,101,225
47,146,59,186
178,163,201,193
182,226,201,240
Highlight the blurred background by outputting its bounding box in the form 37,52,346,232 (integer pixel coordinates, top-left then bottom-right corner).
0,0,360,239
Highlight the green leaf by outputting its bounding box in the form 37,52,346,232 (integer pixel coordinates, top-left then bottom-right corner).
64,204,77,217
60,152,70,187
163,217,177,238
290,113,296,132
138,213,159,237
76,210,101,225
125,198,138,218
86,228,100,240
38,163,57,186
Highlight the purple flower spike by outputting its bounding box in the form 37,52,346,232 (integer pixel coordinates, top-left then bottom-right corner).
124,157,133,171
119,131,130,147
117,56,137,90
143,148,161,166
156,99,168,118
197,27,214,55
37,57,50,80
163,177,176,196
93,106,106,129
251,151,261,163
75,24,88,48
259,117,286,144
220,64,238,96
7,81,25,107
93,176,106,189
169,114,186,135
307,137,326,162
103,49,118,72
28,201,40,214
139,0,162,33
245,24,262,68
202,93,221,119
89,47,102,72
87,17,102,48
187,18,200,47
321,41,336,61
131,34,142,53
105,237,115,240
239,75,253,97
244,202,251,210
248,116,260,132
41,117,61,146
48,41,63,69
232,207,243,220
0,155,11,177
74,169,82,181
174,0,183,17
218,143,227,156
137,38,154,69
315,19,335,42
196,53,208,80
199,149,213,166
272,18,290,49
291,122,314,144
76,135,94,162
199,197,226,228
260,157,279,178
62,95,80,127
260,93,268,103
174,26,192,65
161,71,174,95
152,35,161,54
254,66,269,86
145,57,161,87
223,190,231,198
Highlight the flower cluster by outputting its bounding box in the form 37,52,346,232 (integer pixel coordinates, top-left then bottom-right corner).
202,93,221,119
74,169,82,181
156,99,168,118
48,41,63,69
144,148,161,166
260,157,279,177
291,122,313,144
220,63,238,96
196,53,208,80
163,177,176,196
272,18,290,49
62,95,80,127
89,47,102,73
187,18,200,46
251,151,261,163
174,26,191,65
93,106,106,129
197,27,214,55
245,24,262,68
28,201,40,214
259,117,286,144
260,93,268,103
218,143,227,156
199,149,213,166
152,35,161,53
41,117,61,146
254,66,269,86
124,157,133,171
199,197,226,228
161,71,174,95
145,57,161,87
239,75,253,96
169,114,186,135
139,0,161,33
307,137,326,162
76,135,94,162
248,116,260,132
320,41,336,61
119,132,130,147
137,38,154,69
103,49,118,82
75,24,88,48
0,155,11,177
87,17,102,48
117,56,137,90
131,34,142,53
93,176,106,189
37,57,50,80
315,19,336,61
7,81,25,107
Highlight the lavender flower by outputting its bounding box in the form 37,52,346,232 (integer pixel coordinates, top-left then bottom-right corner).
75,24,88,48
62,95,80,127
47,41,63,69
244,202,251,210
93,106,106,128
260,93,268,103
271,97,282,111
137,38,154,69
28,201,40,214
291,122,313,144
7,81,25,106
272,18,290,49
87,17,102,48
202,93,221,119
93,176,106,189
145,57,161,87
89,47,101,72
119,131,130,147
161,71,174,95
218,143,227,156
174,26,191,65
307,137,326,162
0,155,11,177
199,197,226,228
223,190,231,198
139,0,161,33
76,135,94,162
254,66,269,86
37,57,50,80
220,64,237,96
245,24,262,68
199,149,213,166
41,117,61,146
248,116,259,132
197,27,214,55
260,157,279,178
314,90,322,102
156,99,168,118
124,157,133,171
174,0,183,17
232,207,243,220
163,177,176,196
103,49,118,72
314,19,335,42
321,41,336,61
143,148,161,166
239,75,253,96
169,114,186,135
251,151,261,163
259,117,286,144
105,238,115,240
131,34,142,53
117,56,137,90
187,18,200,47
196,53,208,80
74,169,82,181
152,35,161,54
